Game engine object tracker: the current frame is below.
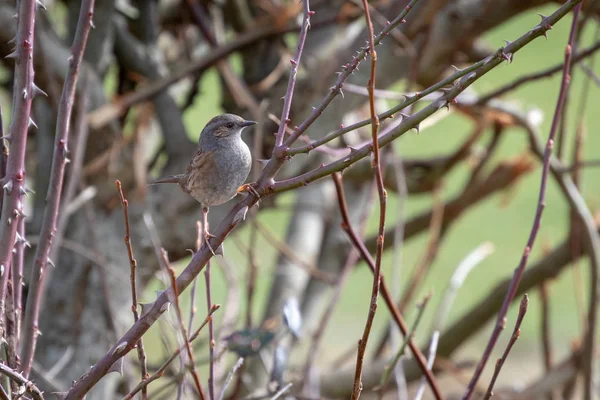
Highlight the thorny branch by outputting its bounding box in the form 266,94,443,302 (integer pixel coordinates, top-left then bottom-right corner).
116,180,148,400
63,1,587,397
20,0,96,377
462,3,583,398
332,172,444,400
350,1,387,399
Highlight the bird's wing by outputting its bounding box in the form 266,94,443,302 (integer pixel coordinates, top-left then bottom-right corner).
186,147,216,174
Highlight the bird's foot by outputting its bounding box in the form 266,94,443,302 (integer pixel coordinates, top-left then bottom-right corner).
237,182,260,199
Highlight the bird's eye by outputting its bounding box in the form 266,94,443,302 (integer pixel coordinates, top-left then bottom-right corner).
226,123,234,129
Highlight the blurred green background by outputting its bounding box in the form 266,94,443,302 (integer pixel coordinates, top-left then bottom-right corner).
139,3,599,389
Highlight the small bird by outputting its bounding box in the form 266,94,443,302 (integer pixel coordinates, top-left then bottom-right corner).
153,113,257,253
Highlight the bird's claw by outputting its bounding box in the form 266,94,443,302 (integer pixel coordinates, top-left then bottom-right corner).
237,183,260,199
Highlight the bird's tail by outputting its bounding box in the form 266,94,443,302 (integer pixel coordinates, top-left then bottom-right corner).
148,175,182,185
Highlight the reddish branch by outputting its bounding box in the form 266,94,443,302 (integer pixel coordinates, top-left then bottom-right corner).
116,180,148,400
0,0,37,351
63,2,581,397
461,4,583,398
482,295,529,400
205,260,215,400
164,253,205,400
273,0,312,148
20,0,96,377
350,1,386,399
332,173,444,400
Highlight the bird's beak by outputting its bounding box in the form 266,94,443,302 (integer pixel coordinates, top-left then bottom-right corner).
240,120,257,128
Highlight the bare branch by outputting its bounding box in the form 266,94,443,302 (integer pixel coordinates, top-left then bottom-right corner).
20,0,95,377
482,295,529,400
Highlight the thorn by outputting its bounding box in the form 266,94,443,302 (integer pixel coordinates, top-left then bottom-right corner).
28,117,37,129
7,218,11,226
47,258,55,268
538,13,553,30
450,65,460,73
107,358,124,376
3,180,12,194
22,88,28,100
19,186,34,196
160,302,170,313
413,124,421,134
36,0,46,10
339,88,344,99
233,206,249,225
501,51,513,64
90,19,96,29
139,302,152,317
32,83,47,97
4,50,17,60
7,37,16,45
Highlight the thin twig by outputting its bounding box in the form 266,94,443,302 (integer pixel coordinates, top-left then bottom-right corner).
163,251,206,400
53,76,90,259
332,173,444,400
217,357,243,400
414,331,440,400
476,40,600,104
123,305,220,400
205,259,215,400
273,0,311,147
482,295,529,400
378,294,432,394
462,6,583,396
281,0,421,150
539,282,553,374
116,180,148,400
21,0,95,377
350,2,385,399
188,221,202,335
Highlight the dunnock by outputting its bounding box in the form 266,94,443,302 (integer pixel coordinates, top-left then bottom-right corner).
153,113,257,252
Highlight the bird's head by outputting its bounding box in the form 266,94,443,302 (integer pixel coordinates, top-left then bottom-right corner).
201,113,256,141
